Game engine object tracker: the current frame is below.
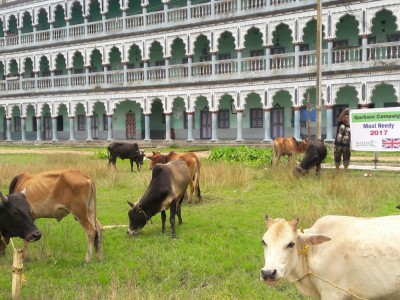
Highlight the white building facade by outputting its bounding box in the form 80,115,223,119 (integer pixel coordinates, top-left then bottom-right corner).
1,0,399,143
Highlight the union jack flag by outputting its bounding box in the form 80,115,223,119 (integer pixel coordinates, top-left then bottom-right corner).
382,138,400,149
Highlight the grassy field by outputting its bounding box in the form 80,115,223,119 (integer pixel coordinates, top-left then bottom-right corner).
0,145,399,299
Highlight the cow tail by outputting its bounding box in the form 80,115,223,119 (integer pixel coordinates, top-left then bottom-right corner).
88,180,100,253
272,143,277,164
196,158,202,201
9,175,20,194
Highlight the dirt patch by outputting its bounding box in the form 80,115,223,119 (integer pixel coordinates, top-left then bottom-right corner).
0,149,93,155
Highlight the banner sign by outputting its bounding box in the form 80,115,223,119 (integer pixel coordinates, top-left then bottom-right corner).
350,107,400,152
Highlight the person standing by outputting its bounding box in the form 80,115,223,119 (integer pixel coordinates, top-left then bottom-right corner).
334,108,351,170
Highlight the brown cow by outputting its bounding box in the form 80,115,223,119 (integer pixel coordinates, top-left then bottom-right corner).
272,137,308,164
8,169,103,263
147,151,202,203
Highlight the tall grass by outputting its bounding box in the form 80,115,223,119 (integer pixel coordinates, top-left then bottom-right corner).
0,148,399,299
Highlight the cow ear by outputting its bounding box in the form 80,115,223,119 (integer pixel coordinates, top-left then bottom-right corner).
127,201,134,208
289,217,299,230
0,191,8,203
298,232,331,245
265,215,275,228
21,187,27,195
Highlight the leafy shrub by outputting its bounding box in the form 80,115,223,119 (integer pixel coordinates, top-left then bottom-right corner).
96,150,109,160
208,146,273,167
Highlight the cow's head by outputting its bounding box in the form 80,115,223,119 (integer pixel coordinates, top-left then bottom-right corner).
136,151,146,168
147,152,165,170
293,166,308,177
299,139,309,152
0,191,41,242
127,201,147,237
260,216,330,286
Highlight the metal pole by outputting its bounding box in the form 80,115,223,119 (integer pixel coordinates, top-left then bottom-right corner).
307,94,311,140
315,0,322,140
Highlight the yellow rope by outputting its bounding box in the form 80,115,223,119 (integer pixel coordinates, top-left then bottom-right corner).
297,245,367,300
9,237,15,249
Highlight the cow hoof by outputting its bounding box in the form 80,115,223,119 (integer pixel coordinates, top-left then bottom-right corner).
172,234,177,239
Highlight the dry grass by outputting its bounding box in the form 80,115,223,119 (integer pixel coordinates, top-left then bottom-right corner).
0,147,399,300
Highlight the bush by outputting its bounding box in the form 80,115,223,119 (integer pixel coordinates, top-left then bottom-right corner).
96,150,109,159
208,146,273,167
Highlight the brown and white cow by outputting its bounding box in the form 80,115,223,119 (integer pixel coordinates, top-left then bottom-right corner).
147,151,202,203
8,169,103,263
272,137,308,164
127,160,190,238
260,215,400,300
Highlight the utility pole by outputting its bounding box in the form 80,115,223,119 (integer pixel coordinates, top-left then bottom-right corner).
307,93,311,140
315,0,322,140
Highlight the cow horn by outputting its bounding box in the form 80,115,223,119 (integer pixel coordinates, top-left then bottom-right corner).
0,191,8,203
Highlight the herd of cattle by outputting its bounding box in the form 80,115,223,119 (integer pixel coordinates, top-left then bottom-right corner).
0,142,200,263
1,139,399,299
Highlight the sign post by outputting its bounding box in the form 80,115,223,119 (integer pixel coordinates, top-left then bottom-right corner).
350,108,400,155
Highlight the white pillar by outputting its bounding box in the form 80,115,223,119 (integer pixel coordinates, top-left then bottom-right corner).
165,113,171,141
325,105,334,141
69,116,75,141
36,116,41,141
187,112,194,141
236,49,242,73
210,111,218,142
263,109,272,142
6,117,12,142
361,35,368,63
294,107,301,140
236,110,243,142
327,40,333,66
86,115,93,141
144,114,151,141
21,117,26,141
52,116,58,141
187,55,192,80
107,115,113,141
294,43,300,71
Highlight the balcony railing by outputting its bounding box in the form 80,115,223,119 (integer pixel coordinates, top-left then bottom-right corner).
1,42,400,95
0,0,318,50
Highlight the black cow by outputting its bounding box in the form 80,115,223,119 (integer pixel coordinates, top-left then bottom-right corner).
293,140,327,177
107,142,145,172
0,191,41,255
127,160,190,238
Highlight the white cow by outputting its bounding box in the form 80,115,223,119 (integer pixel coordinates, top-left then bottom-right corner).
260,215,400,300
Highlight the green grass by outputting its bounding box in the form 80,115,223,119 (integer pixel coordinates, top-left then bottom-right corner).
0,146,399,299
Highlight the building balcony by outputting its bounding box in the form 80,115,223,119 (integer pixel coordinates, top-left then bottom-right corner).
1,40,399,96
1,0,322,51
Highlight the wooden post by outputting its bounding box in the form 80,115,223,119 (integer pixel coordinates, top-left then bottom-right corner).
315,0,322,140
12,248,24,300
307,93,311,140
